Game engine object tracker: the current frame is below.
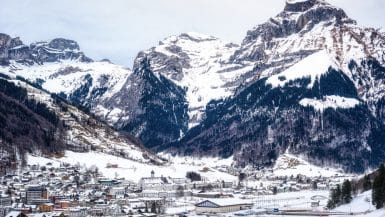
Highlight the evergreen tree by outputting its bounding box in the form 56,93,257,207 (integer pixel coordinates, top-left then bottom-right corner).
363,175,372,192
351,179,358,196
312,181,318,190
372,164,385,209
327,184,342,209
326,198,335,209
333,184,342,206
341,179,352,203
327,188,336,209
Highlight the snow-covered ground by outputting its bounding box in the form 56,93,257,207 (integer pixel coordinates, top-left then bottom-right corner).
334,190,374,214
27,151,237,183
27,150,352,183
299,95,360,112
273,153,344,178
334,190,385,217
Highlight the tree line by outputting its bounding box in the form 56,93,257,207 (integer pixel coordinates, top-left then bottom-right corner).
327,164,385,210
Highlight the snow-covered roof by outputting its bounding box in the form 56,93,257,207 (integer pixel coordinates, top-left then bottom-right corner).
196,198,252,207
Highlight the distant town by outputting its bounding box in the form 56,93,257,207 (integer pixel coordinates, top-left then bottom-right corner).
0,158,373,217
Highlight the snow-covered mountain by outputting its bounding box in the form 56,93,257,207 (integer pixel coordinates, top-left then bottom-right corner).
0,34,137,126
118,32,255,147
136,32,252,128
1,32,253,148
1,0,385,172
164,0,385,172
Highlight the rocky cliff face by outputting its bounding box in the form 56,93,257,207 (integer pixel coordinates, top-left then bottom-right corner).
0,34,91,66
116,55,189,148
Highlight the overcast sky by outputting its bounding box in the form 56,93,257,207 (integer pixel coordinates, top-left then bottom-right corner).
1,0,384,67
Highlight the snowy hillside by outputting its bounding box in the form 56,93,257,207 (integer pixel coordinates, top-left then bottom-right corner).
0,74,162,165
27,151,237,183
273,153,343,177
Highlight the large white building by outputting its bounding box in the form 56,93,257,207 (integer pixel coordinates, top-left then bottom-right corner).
195,198,253,214
139,170,190,191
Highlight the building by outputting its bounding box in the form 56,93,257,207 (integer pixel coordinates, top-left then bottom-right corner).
141,198,165,214
109,187,125,199
67,208,88,217
38,203,54,212
141,190,192,198
98,179,120,187
139,171,171,191
139,170,189,191
26,186,48,205
0,194,12,207
195,199,253,214
11,203,37,214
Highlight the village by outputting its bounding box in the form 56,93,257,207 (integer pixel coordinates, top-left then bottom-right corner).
0,154,363,217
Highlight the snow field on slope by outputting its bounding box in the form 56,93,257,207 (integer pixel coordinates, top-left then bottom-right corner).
27,151,237,183
7,60,131,100
266,50,336,88
273,153,344,178
299,95,360,112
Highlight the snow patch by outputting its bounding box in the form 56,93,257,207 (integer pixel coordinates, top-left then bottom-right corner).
273,153,343,177
299,95,360,112
266,50,336,88
286,0,312,4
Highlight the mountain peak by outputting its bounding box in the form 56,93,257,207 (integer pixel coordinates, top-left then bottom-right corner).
0,33,92,66
239,0,355,50
281,0,351,23
284,0,327,12
179,32,217,42
159,32,218,46
48,38,80,51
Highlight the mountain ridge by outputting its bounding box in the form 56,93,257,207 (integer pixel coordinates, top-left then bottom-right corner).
1,0,385,172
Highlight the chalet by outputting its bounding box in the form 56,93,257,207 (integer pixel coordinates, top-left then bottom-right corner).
37,203,54,212
195,198,253,214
